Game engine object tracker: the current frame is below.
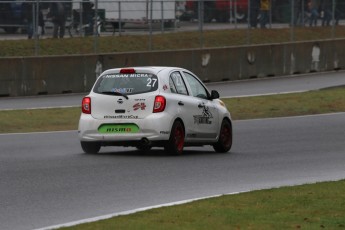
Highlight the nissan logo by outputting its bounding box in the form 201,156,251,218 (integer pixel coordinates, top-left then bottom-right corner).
117,98,123,104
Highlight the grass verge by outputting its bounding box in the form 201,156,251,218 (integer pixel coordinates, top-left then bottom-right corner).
0,107,81,133
0,86,344,133
1,26,345,57
227,86,345,120
60,180,345,230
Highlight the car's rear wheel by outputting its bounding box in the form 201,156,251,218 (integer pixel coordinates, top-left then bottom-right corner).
81,141,101,154
213,119,232,153
164,120,185,155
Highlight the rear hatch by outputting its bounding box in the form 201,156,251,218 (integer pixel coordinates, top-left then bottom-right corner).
90,70,159,120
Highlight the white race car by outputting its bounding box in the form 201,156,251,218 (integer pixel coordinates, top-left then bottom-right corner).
78,66,233,155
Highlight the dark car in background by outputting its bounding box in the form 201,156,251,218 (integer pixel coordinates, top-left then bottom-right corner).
0,0,25,33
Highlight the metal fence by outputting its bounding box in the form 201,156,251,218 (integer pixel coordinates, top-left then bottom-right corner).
0,0,344,55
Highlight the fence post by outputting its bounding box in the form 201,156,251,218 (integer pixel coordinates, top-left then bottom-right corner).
290,0,294,42
161,0,164,33
94,0,99,53
79,1,84,36
332,0,335,39
119,1,122,36
198,0,204,48
246,0,250,45
34,0,39,56
149,0,153,50
229,0,233,25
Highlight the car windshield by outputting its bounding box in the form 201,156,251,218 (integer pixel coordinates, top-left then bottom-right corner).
93,72,158,95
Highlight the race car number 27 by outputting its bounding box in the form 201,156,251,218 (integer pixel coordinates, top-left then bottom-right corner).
147,78,157,87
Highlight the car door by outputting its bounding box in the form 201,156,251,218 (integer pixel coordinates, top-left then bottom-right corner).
181,71,219,141
168,71,198,139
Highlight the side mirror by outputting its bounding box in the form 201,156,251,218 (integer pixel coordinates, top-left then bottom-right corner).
210,90,220,99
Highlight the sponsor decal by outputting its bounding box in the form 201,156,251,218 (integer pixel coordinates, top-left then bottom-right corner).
133,103,146,111
193,105,213,124
115,109,126,114
112,88,133,93
104,115,138,119
104,73,153,78
98,124,139,134
134,98,146,101
163,84,168,91
160,131,170,135
194,116,212,124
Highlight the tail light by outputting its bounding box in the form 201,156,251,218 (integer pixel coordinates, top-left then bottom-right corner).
120,68,136,74
153,95,166,113
82,97,91,114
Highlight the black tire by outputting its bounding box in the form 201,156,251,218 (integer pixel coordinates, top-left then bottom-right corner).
81,141,101,154
213,119,232,153
164,120,185,155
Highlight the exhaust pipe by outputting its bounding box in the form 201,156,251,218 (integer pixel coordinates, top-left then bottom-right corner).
140,138,151,146
137,138,152,151
137,137,152,151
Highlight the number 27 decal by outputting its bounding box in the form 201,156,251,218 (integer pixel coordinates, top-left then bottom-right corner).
147,78,157,87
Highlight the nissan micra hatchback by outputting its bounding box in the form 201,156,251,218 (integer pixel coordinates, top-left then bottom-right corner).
78,66,232,155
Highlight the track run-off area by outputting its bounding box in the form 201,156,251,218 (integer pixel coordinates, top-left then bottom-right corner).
0,71,345,230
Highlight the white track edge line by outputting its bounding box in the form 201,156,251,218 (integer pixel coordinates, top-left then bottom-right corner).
33,190,249,230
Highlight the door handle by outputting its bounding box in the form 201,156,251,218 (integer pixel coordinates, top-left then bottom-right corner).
178,101,184,106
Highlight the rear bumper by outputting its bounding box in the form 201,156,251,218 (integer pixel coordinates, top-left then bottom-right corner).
78,112,173,143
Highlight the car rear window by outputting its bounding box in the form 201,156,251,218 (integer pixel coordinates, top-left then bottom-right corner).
93,73,158,95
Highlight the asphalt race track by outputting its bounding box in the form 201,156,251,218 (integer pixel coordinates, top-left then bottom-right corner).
0,72,345,230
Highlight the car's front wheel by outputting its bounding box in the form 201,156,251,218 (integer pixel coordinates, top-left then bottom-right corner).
81,141,101,154
213,119,232,153
164,120,185,155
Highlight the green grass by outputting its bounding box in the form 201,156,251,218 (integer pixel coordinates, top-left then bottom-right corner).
1,26,345,57
0,87,344,133
60,180,345,230
226,86,345,120
0,107,81,133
